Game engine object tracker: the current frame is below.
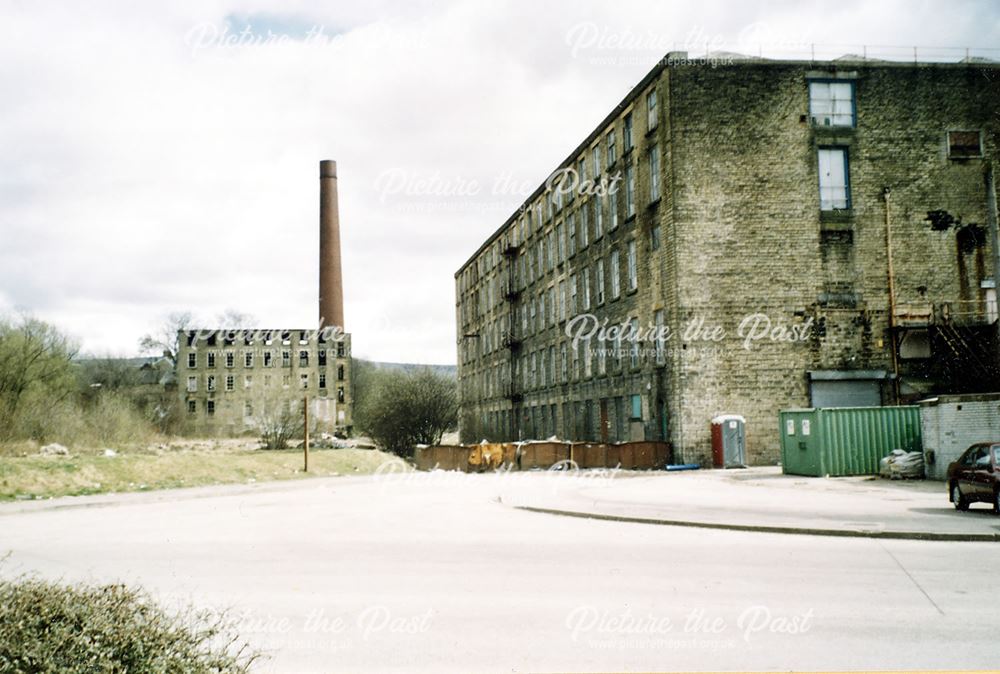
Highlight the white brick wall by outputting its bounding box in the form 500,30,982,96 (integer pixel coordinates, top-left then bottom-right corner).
920,395,1000,480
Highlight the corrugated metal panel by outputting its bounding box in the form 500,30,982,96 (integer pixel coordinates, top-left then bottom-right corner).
779,406,922,477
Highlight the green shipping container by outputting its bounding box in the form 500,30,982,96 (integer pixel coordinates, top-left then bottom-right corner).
779,406,923,477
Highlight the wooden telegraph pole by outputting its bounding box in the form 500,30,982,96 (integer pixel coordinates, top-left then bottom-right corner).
303,395,309,472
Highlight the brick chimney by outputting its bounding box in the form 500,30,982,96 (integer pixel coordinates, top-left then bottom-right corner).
319,159,344,330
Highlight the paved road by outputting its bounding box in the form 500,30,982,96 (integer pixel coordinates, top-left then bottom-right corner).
1,472,998,672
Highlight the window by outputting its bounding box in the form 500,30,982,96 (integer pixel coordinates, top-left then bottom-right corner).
624,162,635,218
207,352,216,368
299,350,309,367
337,387,345,403
282,350,291,367
596,260,605,304
244,401,253,417
592,144,601,176
570,274,578,315
650,224,661,251
186,376,197,392
207,400,215,416
282,374,290,387
559,280,567,321
809,81,855,127
646,89,658,131
244,352,254,368
187,352,196,368
225,375,234,391
629,318,640,368
623,112,633,151
244,375,252,389
606,130,616,166
577,157,586,187
555,223,565,263
319,373,327,389
948,130,982,158
318,350,327,366
187,400,196,414
300,374,309,389
609,189,619,229
207,375,216,392
627,240,637,291
567,213,576,256
225,351,234,368
337,364,345,380
648,144,660,202
579,202,589,249
610,250,621,299
336,341,346,357
654,309,666,365
818,147,850,210
630,394,642,420
263,351,272,367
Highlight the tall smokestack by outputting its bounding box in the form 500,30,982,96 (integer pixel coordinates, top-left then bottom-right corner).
319,159,344,330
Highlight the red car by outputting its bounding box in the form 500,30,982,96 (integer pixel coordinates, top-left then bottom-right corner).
947,443,1000,513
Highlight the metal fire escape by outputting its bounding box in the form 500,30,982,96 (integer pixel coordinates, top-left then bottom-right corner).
500,238,522,439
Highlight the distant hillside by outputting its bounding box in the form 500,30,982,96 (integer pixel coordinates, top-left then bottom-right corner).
357,360,456,379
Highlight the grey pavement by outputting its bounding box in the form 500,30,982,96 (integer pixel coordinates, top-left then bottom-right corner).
500,466,1000,540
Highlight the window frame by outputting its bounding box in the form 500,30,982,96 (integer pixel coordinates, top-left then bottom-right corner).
817,146,852,211
808,79,856,128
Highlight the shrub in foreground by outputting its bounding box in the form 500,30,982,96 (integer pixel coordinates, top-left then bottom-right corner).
0,575,261,673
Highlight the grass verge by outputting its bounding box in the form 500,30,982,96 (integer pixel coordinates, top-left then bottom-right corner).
0,440,408,501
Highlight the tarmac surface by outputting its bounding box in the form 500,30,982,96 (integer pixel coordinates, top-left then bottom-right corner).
1,467,998,672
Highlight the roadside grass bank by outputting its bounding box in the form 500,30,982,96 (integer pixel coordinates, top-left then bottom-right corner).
0,439,408,501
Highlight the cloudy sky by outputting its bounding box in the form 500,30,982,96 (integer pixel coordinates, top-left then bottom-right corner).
2,0,998,363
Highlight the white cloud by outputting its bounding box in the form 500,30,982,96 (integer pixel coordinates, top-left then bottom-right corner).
0,0,997,362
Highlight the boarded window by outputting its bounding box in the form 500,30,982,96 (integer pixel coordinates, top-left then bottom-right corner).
948,131,982,158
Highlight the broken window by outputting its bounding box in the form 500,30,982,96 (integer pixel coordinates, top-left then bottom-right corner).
187,376,197,392
299,350,309,367
627,240,638,291
624,162,635,218
809,81,855,127
337,387,345,403
648,144,660,202
318,350,327,366
337,364,345,380
207,375,216,392
610,249,621,299
647,89,658,131
818,147,850,210
948,131,982,159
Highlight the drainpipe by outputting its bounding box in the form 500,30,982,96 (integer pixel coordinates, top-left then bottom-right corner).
883,186,900,404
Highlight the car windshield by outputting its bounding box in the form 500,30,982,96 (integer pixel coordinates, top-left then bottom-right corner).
994,446,1000,465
